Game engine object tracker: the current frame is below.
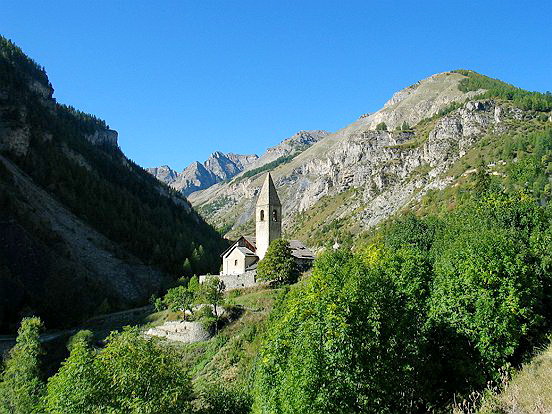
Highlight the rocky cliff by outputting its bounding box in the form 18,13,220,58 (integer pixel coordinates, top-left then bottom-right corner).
188,71,550,242
146,165,179,184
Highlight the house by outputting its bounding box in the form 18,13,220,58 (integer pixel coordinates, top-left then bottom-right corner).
201,172,314,289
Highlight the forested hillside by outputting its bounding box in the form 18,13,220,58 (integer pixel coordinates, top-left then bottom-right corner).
0,36,226,332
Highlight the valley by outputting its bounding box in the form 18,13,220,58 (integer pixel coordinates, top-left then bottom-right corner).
1,32,551,414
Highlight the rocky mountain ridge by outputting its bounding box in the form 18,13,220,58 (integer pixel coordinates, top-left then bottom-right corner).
148,152,258,196
148,129,329,196
243,130,330,171
188,71,550,242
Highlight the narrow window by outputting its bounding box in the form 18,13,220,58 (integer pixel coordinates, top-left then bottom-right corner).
272,209,278,221
260,210,265,221
234,259,238,266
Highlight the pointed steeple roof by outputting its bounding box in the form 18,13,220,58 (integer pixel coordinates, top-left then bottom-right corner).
257,172,281,206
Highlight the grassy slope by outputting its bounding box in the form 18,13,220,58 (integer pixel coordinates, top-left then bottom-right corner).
151,287,280,390
478,341,552,414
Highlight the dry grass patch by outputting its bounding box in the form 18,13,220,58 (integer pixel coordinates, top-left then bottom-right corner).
479,342,552,414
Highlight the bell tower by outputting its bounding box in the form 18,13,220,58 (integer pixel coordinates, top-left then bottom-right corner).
255,172,282,260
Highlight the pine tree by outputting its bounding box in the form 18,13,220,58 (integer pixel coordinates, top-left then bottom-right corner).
182,258,192,276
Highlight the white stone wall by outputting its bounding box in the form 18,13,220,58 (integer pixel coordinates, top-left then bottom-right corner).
222,248,247,275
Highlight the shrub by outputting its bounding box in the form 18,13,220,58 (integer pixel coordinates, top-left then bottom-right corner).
195,383,252,414
163,286,195,315
46,327,194,414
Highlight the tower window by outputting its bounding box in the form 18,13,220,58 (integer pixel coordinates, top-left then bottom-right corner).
272,209,278,221
234,259,238,266
260,210,265,221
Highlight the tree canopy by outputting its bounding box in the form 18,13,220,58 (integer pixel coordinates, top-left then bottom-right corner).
256,239,298,285
253,192,552,413
0,317,45,414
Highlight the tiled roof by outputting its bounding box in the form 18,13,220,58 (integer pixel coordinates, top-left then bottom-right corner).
289,240,315,260
236,246,256,256
221,236,314,261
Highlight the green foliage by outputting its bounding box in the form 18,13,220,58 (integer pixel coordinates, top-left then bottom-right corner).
199,277,226,321
430,225,542,369
453,70,552,112
428,193,552,368
504,128,552,203
376,121,388,131
162,286,195,315
0,317,45,414
194,306,218,331
253,192,552,412
182,258,193,276
238,154,297,181
381,213,440,252
400,121,412,131
0,37,51,101
96,328,193,413
153,297,165,312
195,383,252,414
436,100,463,117
45,327,194,414
187,275,200,294
0,35,227,330
45,333,100,414
66,330,94,352
253,250,430,413
256,239,298,285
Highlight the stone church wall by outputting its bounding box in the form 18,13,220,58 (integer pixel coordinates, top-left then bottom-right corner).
199,270,257,290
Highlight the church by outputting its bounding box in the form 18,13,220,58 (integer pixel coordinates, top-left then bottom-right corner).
202,172,314,289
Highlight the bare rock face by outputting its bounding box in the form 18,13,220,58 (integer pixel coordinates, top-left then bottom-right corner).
176,161,218,195
149,130,328,197
146,165,179,184
0,122,30,157
205,151,259,181
0,100,31,157
359,72,483,131
85,129,119,148
145,321,212,343
245,130,329,171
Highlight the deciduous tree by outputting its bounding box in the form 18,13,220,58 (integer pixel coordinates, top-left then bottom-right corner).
256,239,297,285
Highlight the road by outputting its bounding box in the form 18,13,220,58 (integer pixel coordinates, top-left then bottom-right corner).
0,305,153,355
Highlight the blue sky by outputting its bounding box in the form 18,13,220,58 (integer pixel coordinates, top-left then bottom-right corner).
2,1,551,170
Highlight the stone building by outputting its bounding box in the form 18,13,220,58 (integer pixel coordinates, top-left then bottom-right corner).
201,172,314,289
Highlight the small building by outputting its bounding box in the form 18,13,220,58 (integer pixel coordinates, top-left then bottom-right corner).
201,172,314,289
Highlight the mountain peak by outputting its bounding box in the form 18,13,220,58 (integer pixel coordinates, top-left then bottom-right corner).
361,70,483,131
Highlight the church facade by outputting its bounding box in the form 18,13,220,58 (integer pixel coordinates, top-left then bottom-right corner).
202,172,314,289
